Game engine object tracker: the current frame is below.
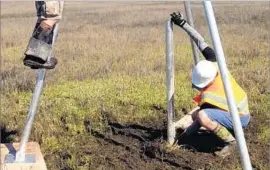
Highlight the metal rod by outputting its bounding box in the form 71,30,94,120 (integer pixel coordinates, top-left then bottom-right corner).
184,1,200,64
166,20,176,145
15,23,60,162
203,2,252,170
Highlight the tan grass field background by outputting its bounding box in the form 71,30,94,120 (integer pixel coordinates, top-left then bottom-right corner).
1,2,269,170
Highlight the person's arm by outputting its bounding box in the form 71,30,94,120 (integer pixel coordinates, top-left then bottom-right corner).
170,12,216,62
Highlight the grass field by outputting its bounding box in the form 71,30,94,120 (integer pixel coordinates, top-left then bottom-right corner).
1,2,269,170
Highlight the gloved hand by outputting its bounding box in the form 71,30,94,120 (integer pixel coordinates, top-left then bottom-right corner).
170,11,186,27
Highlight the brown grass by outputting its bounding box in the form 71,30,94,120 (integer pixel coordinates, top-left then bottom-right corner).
1,2,269,170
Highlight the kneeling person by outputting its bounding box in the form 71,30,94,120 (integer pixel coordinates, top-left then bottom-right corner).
170,12,251,157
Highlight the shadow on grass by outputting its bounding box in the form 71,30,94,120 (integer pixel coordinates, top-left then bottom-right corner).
1,125,18,143
176,129,225,153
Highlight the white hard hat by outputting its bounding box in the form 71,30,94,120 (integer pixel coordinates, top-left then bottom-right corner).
192,60,217,88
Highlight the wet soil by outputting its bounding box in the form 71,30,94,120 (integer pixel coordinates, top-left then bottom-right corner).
1,114,268,170
76,114,269,170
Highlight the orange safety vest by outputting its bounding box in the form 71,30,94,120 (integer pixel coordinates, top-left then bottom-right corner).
193,71,249,115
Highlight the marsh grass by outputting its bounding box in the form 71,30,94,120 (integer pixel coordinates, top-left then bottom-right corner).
1,2,269,169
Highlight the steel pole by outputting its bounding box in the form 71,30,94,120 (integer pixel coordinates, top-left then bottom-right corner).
15,23,60,162
184,1,200,64
166,20,175,145
203,2,252,170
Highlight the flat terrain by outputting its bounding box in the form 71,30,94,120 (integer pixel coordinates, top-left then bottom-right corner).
1,2,269,170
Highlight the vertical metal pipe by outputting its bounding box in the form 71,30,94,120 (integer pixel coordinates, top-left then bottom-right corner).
16,24,60,162
184,1,200,64
166,20,175,145
203,2,252,170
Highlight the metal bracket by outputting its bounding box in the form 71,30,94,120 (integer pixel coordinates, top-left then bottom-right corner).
4,153,36,163
12,23,60,163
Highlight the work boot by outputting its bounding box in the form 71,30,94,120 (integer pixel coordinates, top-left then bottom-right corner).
215,140,237,158
24,56,58,69
23,22,57,69
213,124,236,158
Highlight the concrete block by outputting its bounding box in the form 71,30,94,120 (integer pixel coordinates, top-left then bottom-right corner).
0,142,47,170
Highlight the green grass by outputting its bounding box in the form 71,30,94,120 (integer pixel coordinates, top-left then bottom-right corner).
1,2,269,169
259,125,270,143
2,74,195,133
2,74,196,169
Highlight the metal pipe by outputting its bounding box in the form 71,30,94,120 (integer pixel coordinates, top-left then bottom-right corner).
203,2,252,170
15,23,60,162
166,20,176,145
184,1,200,64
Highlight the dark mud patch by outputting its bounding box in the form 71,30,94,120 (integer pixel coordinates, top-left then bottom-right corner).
80,119,224,170
3,113,268,170
77,113,269,170
176,130,226,153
